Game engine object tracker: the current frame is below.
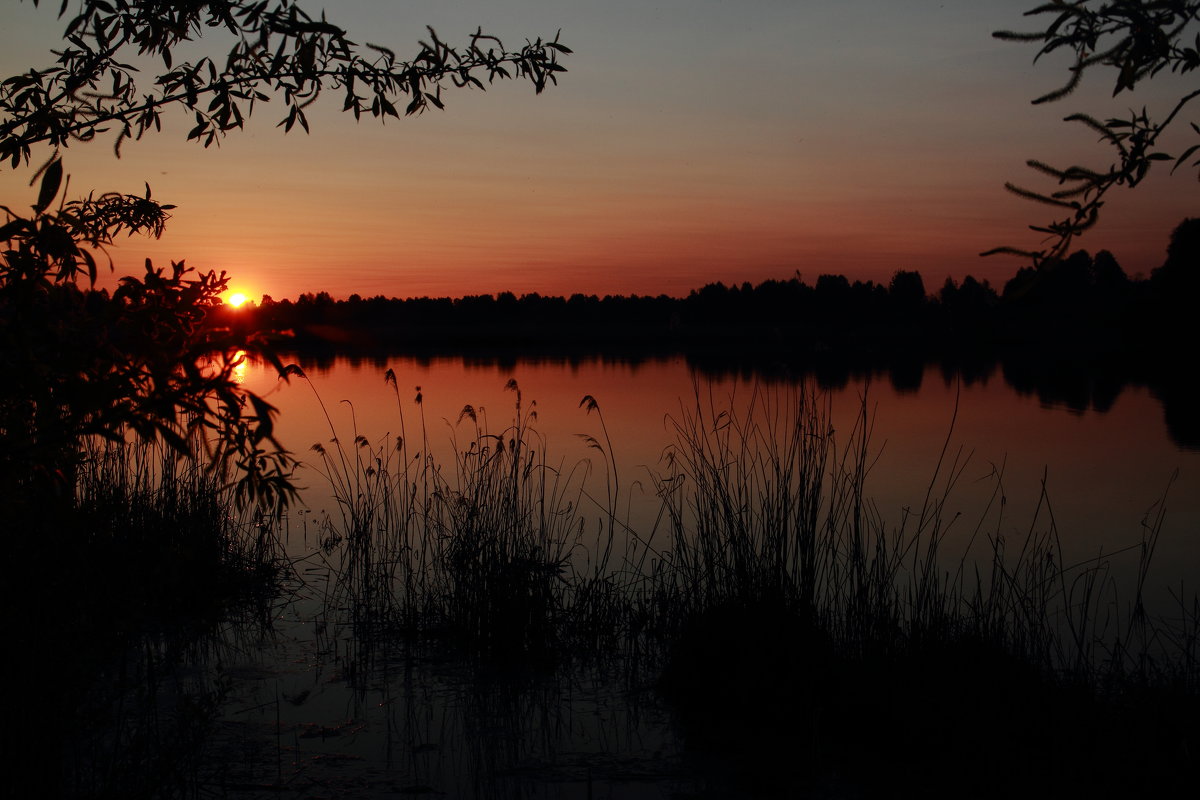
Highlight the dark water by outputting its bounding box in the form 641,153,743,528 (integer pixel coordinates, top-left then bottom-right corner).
76,352,1199,797
194,568,684,798
247,353,1200,584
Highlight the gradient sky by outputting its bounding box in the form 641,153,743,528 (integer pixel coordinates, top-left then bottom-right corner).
1,0,1196,301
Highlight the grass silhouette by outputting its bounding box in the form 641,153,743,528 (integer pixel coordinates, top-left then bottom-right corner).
294,373,1198,794
30,374,1193,797
8,429,288,798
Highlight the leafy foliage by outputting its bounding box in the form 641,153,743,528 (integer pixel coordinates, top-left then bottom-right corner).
0,161,298,510
0,1,571,513
0,0,571,166
987,1,1200,263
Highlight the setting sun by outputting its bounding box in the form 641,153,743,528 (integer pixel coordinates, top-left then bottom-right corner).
227,292,248,308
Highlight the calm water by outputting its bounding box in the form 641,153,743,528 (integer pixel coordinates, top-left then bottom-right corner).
195,351,1200,797
243,352,1200,592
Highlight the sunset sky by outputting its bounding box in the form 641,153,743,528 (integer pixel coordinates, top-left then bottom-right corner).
1,0,1196,301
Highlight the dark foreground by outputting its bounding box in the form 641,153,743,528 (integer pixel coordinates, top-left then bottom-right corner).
7,385,1198,799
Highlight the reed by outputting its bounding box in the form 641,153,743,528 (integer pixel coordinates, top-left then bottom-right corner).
652,382,1197,689
307,372,1198,694
6,424,287,799
635,380,1199,795
294,371,1200,793
305,373,600,668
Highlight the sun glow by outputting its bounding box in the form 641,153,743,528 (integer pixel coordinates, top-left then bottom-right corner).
232,349,248,384
227,292,248,308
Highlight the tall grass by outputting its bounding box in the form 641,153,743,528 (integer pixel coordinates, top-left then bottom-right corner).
650,381,1198,689
623,380,1197,795
75,434,282,588
291,370,1200,794
7,428,287,800
304,373,599,668
306,371,1198,694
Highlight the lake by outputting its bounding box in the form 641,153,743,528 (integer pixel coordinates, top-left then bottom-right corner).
245,351,1200,590
188,350,1200,797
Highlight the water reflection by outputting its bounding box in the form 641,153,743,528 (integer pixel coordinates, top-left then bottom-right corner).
244,349,1200,611
197,347,251,385
232,348,248,384
46,351,1200,798
230,354,1199,797
284,346,1199,450
199,547,687,799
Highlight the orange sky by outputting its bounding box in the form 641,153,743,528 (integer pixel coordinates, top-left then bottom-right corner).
1,1,1196,301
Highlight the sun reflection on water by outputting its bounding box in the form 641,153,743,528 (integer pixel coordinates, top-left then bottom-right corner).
232,349,248,384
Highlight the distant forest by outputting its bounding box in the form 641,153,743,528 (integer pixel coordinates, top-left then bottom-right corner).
218,219,1197,360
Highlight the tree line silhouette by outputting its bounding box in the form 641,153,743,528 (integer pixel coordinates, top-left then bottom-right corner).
220,218,1197,359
